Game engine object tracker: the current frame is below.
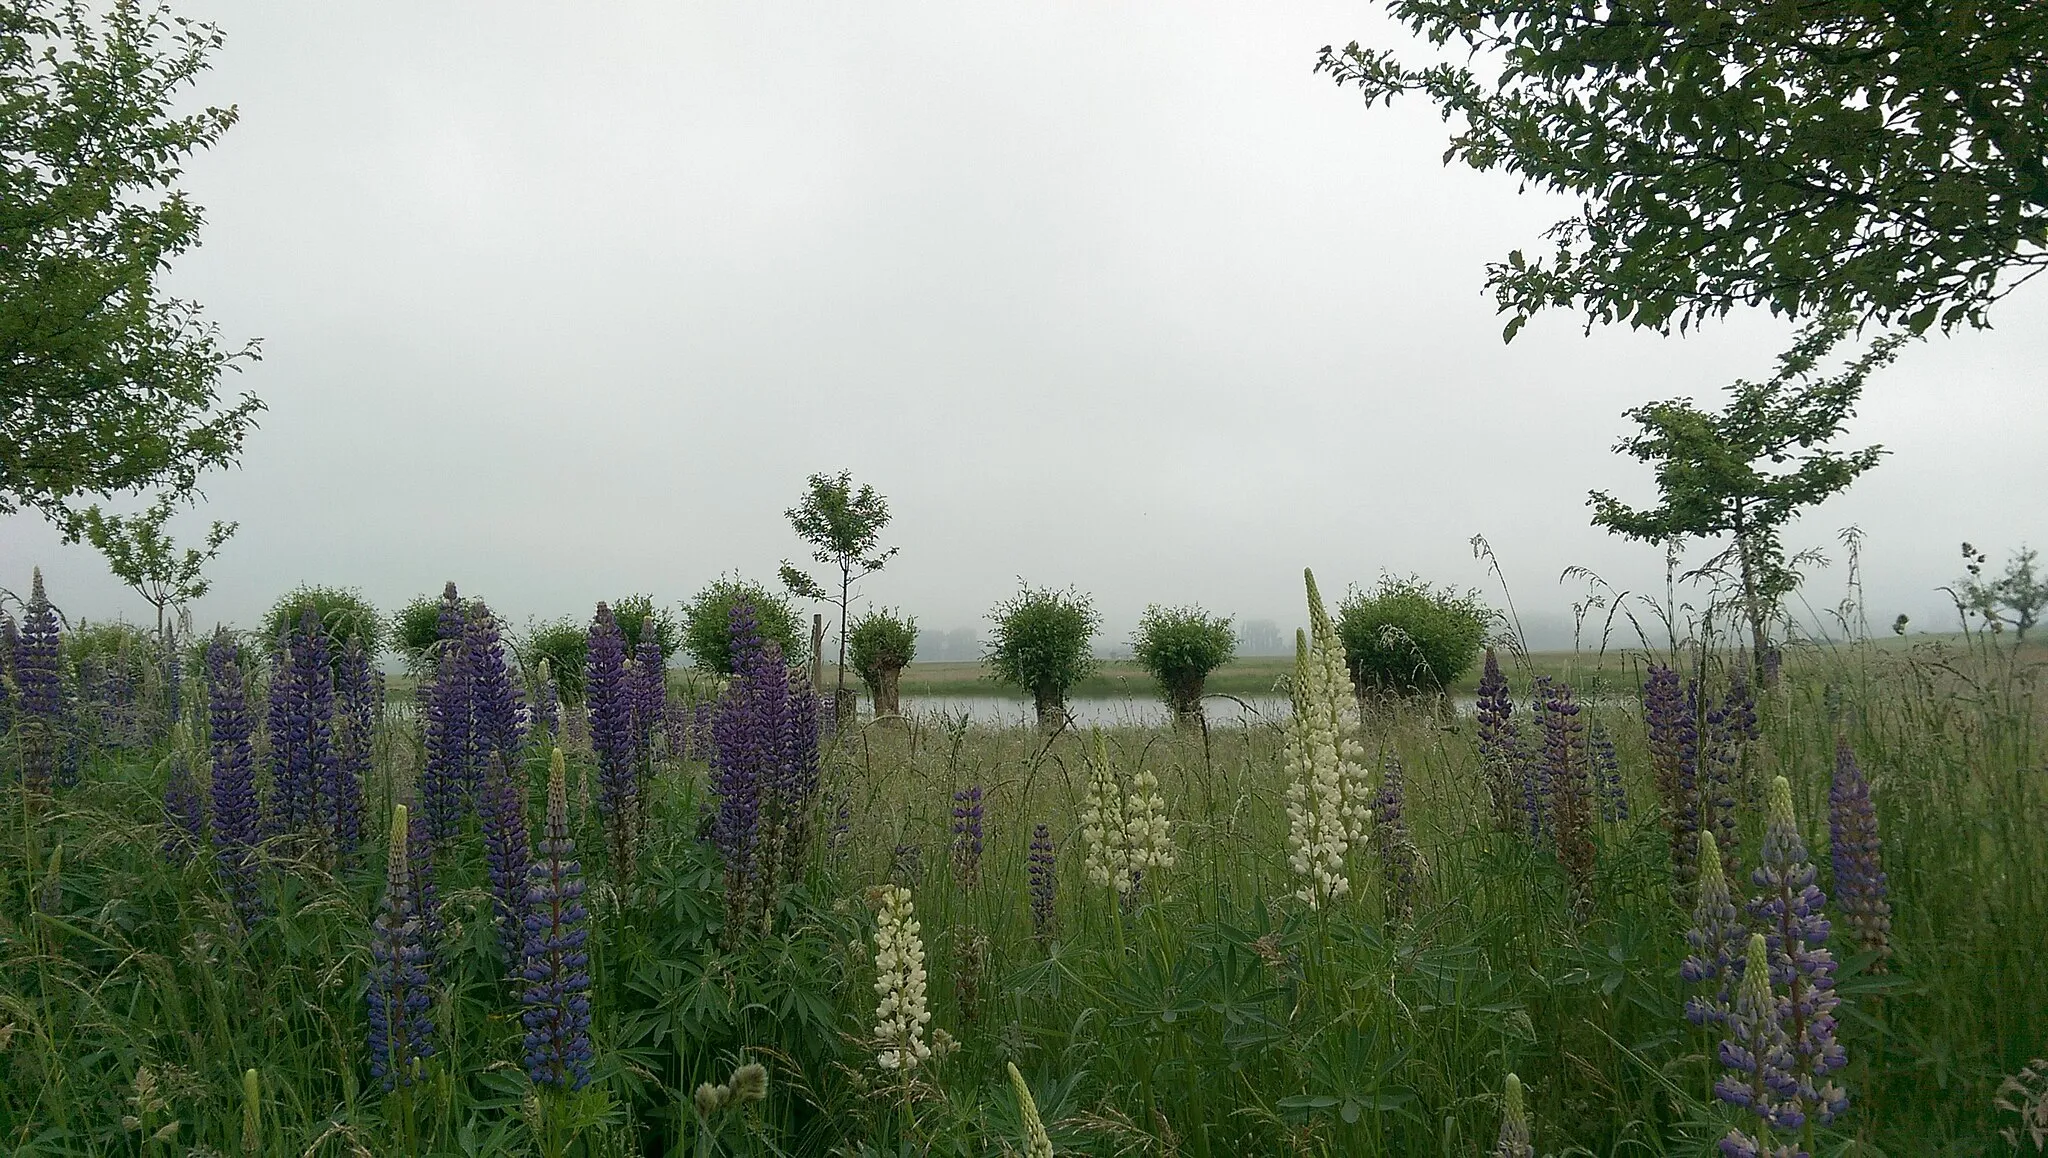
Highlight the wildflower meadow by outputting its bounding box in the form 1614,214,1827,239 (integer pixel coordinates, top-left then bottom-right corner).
0,556,2044,1158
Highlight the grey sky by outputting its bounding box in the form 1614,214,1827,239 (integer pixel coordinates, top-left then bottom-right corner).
5,1,2044,653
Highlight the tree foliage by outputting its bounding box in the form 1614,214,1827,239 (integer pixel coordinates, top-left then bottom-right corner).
984,583,1099,726
1958,542,2048,644
263,585,382,658
522,617,589,701
1130,604,1236,719
780,469,898,711
1,0,263,520
68,493,232,634
390,593,443,678
611,593,681,661
847,609,917,687
1318,3,2048,338
1336,578,1489,694
681,576,804,675
1589,316,1902,666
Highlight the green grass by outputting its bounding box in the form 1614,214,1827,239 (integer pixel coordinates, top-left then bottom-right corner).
2,634,2043,1155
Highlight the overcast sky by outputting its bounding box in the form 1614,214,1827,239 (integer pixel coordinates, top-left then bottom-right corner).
5,1,2044,654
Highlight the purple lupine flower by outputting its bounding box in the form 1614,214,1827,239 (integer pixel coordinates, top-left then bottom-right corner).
630,621,665,770
1474,648,1523,832
1589,719,1628,822
406,801,443,951
162,746,208,864
367,804,436,1091
1748,778,1848,1126
263,612,339,845
521,754,593,1090
1375,753,1419,919
951,784,984,887
1702,691,1743,865
1828,741,1890,967
777,667,823,883
1714,932,1808,1156
332,636,376,857
262,626,306,835
295,609,343,852
206,632,264,926
531,658,560,740
1525,675,1555,841
1645,664,1702,896
691,700,715,762
469,607,532,943
1682,830,1745,1028
586,602,638,882
1542,681,1595,912
420,584,475,847
16,569,66,794
710,601,773,934
1028,823,1057,937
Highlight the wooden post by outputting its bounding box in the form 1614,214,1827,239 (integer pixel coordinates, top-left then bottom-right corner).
810,614,825,694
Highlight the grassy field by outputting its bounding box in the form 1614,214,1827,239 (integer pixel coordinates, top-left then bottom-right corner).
2,632,2043,1155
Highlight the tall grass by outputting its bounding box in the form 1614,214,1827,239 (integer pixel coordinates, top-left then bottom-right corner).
0,638,2041,1155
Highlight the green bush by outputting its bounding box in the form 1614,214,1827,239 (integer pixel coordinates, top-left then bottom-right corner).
265,585,382,658
611,593,682,661
523,617,589,702
391,593,445,678
848,609,917,713
1131,604,1236,723
681,576,805,674
1336,577,1489,694
984,583,1099,726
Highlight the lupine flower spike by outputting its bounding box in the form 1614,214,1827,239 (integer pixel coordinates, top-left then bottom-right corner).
17,568,65,796
1542,681,1596,913
241,1068,262,1155
1714,933,1805,1158
1008,1062,1055,1158
586,602,638,884
1284,608,1363,908
1493,1072,1533,1158
1645,664,1701,896
1828,740,1891,967
1682,830,1746,1028
1750,776,1847,1128
367,804,435,1090
206,633,264,926
1475,647,1523,832
870,884,932,1073
951,784,984,887
521,749,594,1090
1027,822,1057,937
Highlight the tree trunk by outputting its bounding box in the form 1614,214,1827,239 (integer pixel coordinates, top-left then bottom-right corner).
874,664,903,717
1033,687,1067,731
1168,676,1205,730
1733,518,1777,688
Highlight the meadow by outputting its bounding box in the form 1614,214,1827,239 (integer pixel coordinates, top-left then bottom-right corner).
1,580,2045,1158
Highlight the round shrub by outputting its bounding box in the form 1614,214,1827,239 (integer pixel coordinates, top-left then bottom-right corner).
523,617,589,702
1336,577,1490,695
391,593,444,678
984,583,1099,727
1131,604,1236,724
681,576,805,674
266,585,382,657
611,593,682,661
848,608,918,714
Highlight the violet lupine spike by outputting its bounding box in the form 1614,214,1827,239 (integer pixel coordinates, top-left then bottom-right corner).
162,746,208,865
406,801,444,951
1702,692,1744,864
779,667,823,883
521,752,594,1091
1474,649,1522,833
1828,740,1891,967
468,606,532,943
16,569,66,794
1589,719,1628,822
1714,932,1808,1157
206,632,264,926
1749,777,1848,1127
586,602,638,883
1645,664,1702,898
709,600,772,936
631,622,665,766
1525,676,1555,841
0,610,19,735
1682,830,1746,1028
420,643,473,848
1542,681,1596,913
951,784,985,888
297,608,342,851
1028,822,1057,937
331,636,376,857
367,804,436,1091
1375,753,1419,920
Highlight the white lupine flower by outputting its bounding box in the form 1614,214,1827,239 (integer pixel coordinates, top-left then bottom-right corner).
1080,735,1173,895
1287,571,1377,907
869,885,932,1071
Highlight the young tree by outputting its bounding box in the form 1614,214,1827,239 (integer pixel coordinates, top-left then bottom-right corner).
681,576,804,675
779,471,898,722
265,585,383,664
848,609,917,718
985,584,1099,729
1130,605,1236,728
1959,543,2048,644
1318,3,2048,339
68,494,233,637
1588,317,1904,680
2,0,263,522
